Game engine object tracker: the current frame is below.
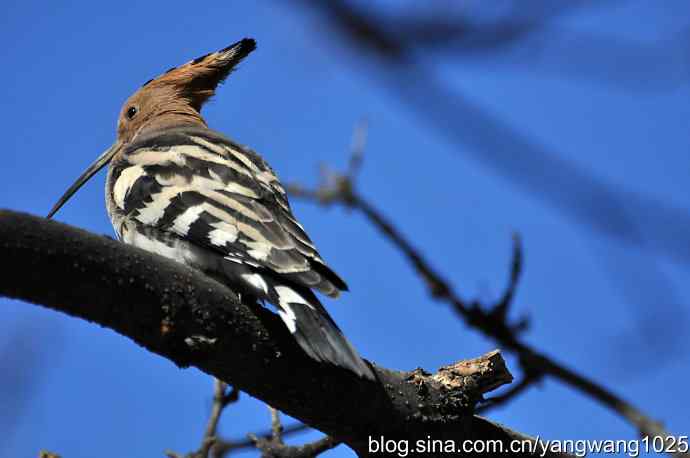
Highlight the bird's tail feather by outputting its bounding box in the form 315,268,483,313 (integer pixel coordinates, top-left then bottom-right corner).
271,284,374,380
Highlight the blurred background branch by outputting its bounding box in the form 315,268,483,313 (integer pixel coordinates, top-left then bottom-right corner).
285,126,686,455
296,0,690,265
290,0,689,403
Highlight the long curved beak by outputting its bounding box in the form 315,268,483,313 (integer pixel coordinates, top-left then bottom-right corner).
47,142,122,218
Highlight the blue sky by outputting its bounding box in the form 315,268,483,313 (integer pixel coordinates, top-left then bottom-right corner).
1,2,689,457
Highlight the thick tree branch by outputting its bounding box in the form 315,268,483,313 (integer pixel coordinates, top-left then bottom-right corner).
0,210,569,457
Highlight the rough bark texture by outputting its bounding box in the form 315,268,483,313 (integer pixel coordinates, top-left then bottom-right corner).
0,210,570,457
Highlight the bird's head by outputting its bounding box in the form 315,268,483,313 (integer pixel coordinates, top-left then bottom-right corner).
47,38,256,219
116,38,256,143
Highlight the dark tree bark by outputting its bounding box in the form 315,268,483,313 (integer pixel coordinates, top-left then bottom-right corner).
0,210,570,457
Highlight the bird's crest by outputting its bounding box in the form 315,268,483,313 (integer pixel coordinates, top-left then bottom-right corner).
140,38,256,111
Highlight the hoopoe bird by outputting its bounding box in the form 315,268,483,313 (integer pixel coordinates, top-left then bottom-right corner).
47,38,373,379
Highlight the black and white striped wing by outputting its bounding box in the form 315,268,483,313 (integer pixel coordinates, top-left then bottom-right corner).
111,126,347,297
109,126,374,379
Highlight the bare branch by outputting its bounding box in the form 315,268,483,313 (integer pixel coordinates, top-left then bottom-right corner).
213,423,310,457
38,452,61,458
165,379,240,458
477,370,543,414
269,407,283,443
346,118,368,178
287,166,687,456
166,379,240,458
205,380,239,439
250,434,339,458
491,233,523,322
297,0,690,340
248,408,341,458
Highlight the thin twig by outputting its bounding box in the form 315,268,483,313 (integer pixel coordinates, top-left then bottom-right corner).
205,380,239,440
477,369,543,413
269,407,283,442
248,407,341,458
491,233,523,321
166,379,239,458
213,424,311,457
250,435,340,458
347,119,368,177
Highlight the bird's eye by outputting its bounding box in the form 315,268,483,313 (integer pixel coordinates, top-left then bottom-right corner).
126,106,138,119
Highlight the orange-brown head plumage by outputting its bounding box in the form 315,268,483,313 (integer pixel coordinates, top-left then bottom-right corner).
47,38,256,219
116,38,256,144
